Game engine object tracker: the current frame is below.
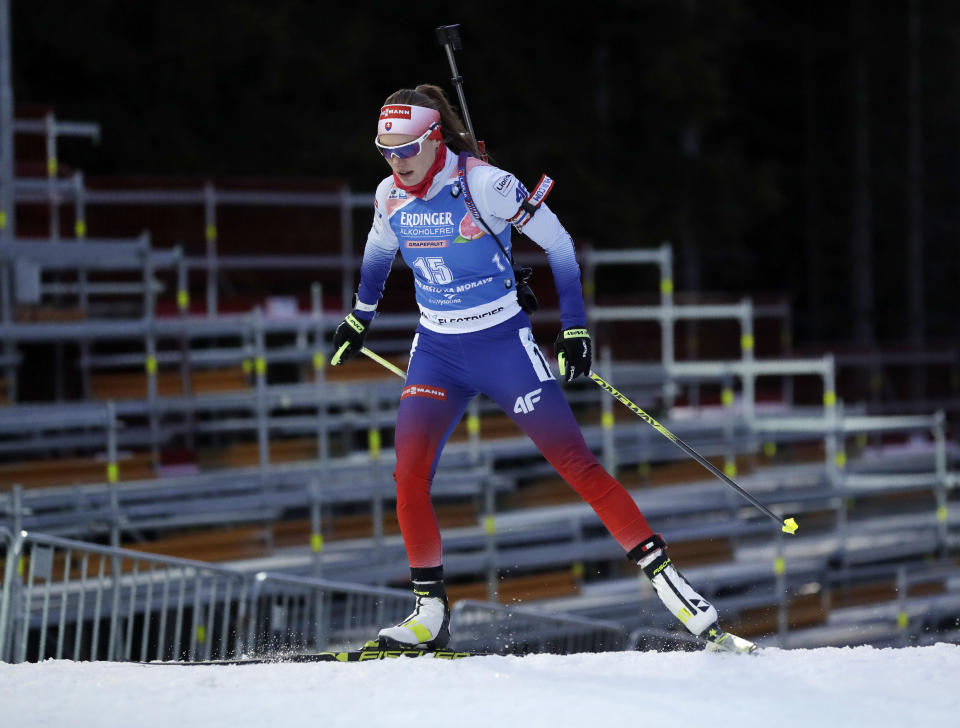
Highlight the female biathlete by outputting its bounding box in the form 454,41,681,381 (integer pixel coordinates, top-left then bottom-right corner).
331,84,755,654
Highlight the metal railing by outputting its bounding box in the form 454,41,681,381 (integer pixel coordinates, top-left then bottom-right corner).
449,599,628,655
0,530,250,663
0,530,639,663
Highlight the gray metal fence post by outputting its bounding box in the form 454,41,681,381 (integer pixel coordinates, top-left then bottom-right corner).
369,391,384,571
659,242,676,410
599,347,616,475
0,528,21,662
310,478,324,578
253,308,269,474
339,185,353,310
933,410,948,557
11,482,21,535
45,112,60,240
311,283,329,462
204,182,218,316
775,531,788,648
484,476,498,603
740,298,756,423
897,566,909,647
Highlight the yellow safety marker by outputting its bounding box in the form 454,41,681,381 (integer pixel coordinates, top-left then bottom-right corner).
467,414,480,435
47,156,58,178
0,211,6,229
660,278,674,295
483,516,496,535
824,390,837,407
937,505,948,523
107,463,119,484
721,388,734,407
897,612,909,629
740,334,755,352
196,625,207,644
310,534,324,553
242,359,253,375
773,557,786,575
75,219,87,238
205,224,217,243
368,429,381,460
571,561,584,578
763,442,777,458
601,411,615,429
254,357,267,377
177,290,190,311
145,356,158,376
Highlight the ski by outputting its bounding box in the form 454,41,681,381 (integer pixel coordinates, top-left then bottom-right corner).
143,647,481,666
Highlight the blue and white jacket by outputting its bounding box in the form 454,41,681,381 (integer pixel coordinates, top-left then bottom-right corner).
355,147,586,334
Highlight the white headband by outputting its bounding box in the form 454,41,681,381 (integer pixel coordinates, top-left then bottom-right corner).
377,104,442,138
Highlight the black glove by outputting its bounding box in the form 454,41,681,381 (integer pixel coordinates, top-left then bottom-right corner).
331,312,369,366
513,265,539,314
554,328,592,383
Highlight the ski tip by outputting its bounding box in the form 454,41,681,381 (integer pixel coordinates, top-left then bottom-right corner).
782,517,798,535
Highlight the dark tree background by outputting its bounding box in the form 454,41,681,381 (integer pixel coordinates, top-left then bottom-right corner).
10,0,960,349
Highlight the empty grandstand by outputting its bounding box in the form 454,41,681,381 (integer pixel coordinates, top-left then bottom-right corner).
1,5,959,665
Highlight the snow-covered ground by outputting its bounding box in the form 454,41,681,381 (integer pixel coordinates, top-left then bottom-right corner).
3,644,959,727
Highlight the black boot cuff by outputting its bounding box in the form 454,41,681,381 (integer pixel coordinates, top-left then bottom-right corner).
626,533,666,562
410,565,444,582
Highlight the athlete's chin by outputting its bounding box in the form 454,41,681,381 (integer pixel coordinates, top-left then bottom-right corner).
396,170,424,185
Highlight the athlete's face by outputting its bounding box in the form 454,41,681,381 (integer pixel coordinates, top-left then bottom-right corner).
378,133,440,186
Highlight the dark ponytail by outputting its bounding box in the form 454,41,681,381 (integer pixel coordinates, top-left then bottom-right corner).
383,84,483,158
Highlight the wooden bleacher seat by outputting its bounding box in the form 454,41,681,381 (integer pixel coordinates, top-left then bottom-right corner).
726,593,828,637
0,451,155,490
448,411,523,442
90,366,249,400
269,502,479,547
125,526,272,563
0,377,8,405
500,476,584,509
446,569,581,606
196,438,319,469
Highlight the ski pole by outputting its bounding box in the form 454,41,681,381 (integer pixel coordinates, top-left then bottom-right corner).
361,347,406,379
435,24,477,142
436,24,487,159
588,371,799,535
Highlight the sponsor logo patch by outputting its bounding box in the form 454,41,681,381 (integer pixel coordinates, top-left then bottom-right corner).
406,240,448,248
402,384,447,401
380,105,412,120
494,174,513,197
513,388,543,414
515,182,529,204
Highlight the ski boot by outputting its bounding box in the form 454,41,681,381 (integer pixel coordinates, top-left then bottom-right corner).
376,577,450,650
631,534,757,655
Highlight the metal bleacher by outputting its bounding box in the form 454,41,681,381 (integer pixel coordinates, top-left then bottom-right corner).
1,107,959,662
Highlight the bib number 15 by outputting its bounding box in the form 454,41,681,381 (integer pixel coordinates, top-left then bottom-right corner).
413,256,454,285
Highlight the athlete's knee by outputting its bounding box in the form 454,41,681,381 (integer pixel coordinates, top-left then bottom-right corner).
552,442,603,481
394,463,432,501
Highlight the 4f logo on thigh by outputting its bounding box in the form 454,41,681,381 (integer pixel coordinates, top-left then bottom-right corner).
513,388,542,414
